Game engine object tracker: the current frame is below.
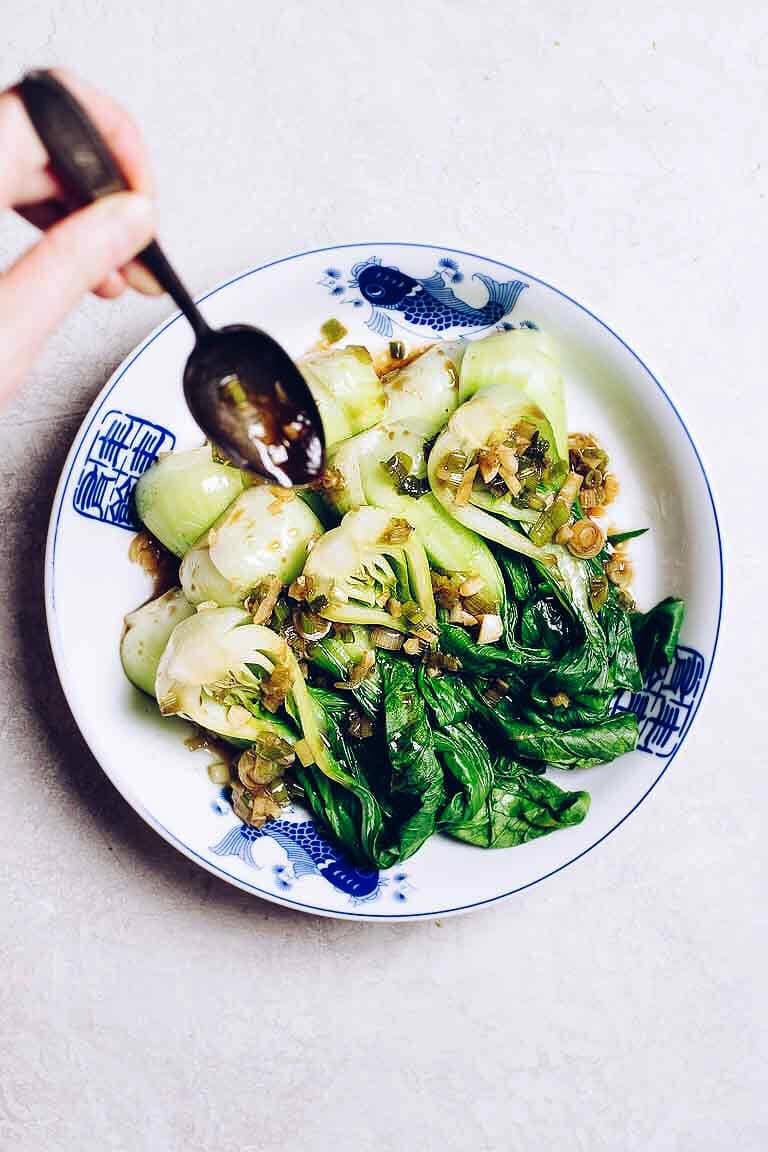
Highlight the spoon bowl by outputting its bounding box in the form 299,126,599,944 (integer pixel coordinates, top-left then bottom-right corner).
183,324,324,484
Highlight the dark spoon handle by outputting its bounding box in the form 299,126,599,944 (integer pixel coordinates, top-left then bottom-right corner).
17,70,210,339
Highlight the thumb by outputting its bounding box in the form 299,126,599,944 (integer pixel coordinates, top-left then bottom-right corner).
2,191,154,373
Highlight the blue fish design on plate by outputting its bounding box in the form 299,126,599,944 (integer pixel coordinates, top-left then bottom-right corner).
320,256,528,338
211,819,381,901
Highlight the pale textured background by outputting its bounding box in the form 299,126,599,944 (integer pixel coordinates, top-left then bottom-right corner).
0,3,765,1150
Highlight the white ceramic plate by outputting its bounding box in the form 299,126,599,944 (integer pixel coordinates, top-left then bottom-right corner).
45,243,722,921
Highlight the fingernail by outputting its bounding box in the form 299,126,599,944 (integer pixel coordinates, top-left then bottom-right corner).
122,259,164,297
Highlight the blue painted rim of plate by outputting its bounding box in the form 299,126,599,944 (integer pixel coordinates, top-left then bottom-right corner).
46,242,724,920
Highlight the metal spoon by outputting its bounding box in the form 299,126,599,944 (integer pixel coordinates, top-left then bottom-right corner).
17,70,325,486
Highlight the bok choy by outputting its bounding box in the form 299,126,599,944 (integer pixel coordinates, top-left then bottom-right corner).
121,587,195,697
299,344,385,447
180,486,322,606
301,507,436,633
123,326,686,871
427,329,570,557
134,446,246,557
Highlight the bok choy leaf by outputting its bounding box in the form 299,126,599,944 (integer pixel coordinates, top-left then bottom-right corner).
443,755,590,849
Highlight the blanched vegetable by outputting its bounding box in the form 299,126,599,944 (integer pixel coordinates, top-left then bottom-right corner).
299,345,384,447
376,653,446,859
302,507,436,632
298,655,448,867
427,330,570,558
121,326,685,871
322,425,388,517
308,628,382,717
325,432,505,611
120,587,195,696
155,607,297,744
471,690,639,769
390,494,506,612
458,328,567,458
322,343,463,513
293,700,387,866
180,486,322,606
179,540,244,607
434,722,494,830
630,596,685,680
324,422,436,521
380,342,464,434
134,447,245,557
441,750,590,848
154,607,336,779
321,361,505,612
427,393,558,558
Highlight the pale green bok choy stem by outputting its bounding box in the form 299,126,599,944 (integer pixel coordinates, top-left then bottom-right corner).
120,587,195,697
301,507,436,633
154,607,333,772
299,345,385,447
180,486,323,606
134,446,246,557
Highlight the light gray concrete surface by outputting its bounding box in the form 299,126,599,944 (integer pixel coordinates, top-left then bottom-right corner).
0,3,765,1149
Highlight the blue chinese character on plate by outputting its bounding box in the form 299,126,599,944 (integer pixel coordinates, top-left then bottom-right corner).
612,645,706,758
73,410,175,529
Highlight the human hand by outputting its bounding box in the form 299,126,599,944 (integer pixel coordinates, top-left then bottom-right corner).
0,69,159,409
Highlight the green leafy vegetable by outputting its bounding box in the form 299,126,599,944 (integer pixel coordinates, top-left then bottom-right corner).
470,690,639,768
121,326,688,872
377,653,446,862
154,608,298,746
457,329,567,457
380,342,464,435
307,632,382,719
427,330,569,557
180,486,322,606
526,685,615,730
416,667,475,728
299,657,450,867
532,547,615,695
296,696,387,865
497,550,534,603
299,345,384,447
306,685,353,726
520,595,574,656
435,722,494,829
439,621,551,676
322,344,506,613
631,597,686,681
600,592,642,691
443,754,589,848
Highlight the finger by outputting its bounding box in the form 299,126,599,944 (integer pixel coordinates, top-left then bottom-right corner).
0,89,58,206
1,69,153,208
0,191,153,375
19,199,117,294
18,201,160,298
120,258,163,296
94,271,127,299
11,165,62,207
